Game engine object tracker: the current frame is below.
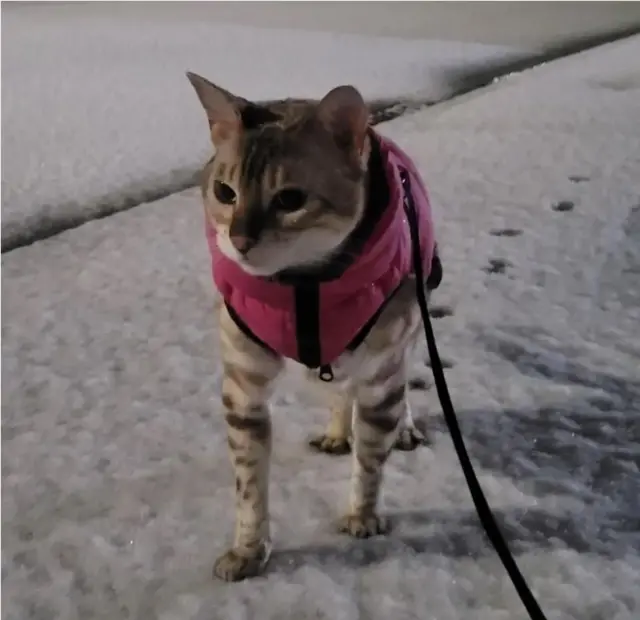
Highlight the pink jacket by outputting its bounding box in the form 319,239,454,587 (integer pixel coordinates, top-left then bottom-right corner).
206,132,437,369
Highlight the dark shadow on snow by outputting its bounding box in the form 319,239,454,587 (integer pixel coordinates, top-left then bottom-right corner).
269,323,639,575
268,503,637,577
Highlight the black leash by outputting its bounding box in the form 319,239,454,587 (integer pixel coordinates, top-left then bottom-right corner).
400,169,548,620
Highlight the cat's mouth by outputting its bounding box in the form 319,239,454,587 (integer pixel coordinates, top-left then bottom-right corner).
218,230,350,279
218,235,282,276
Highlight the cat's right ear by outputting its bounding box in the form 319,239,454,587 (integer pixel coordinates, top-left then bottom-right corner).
317,85,369,153
186,72,241,145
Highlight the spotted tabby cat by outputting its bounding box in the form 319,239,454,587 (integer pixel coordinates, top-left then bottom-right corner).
187,73,441,582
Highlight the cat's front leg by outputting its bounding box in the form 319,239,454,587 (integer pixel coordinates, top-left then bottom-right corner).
339,351,406,537
213,306,284,582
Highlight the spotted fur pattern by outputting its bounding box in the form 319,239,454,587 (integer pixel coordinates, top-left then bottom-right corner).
187,73,429,582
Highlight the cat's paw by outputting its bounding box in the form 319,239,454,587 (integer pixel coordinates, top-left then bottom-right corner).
212,541,272,582
393,425,428,451
337,513,390,538
308,433,351,455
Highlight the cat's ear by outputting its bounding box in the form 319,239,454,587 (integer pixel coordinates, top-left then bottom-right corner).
186,72,243,145
317,85,369,152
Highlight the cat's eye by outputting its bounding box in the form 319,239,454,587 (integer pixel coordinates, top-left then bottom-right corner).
213,181,237,205
270,189,307,213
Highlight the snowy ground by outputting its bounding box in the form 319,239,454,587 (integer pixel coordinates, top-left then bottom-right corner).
6,3,640,250
1,4,527,249
3,33,639,619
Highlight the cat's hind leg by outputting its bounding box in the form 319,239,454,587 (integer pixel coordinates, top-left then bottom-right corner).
394,325,429,451
309,389,425,454
309,393,353,455
394,393,427,451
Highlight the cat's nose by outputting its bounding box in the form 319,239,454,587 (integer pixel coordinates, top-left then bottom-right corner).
229,234,255,255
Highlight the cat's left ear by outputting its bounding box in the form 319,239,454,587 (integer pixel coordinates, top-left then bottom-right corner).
317,85,369,153
186,72,245,145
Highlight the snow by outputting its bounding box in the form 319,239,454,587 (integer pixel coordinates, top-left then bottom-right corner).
0,5,527,249
3,31,640,620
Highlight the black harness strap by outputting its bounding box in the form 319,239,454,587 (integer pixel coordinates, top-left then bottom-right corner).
346,248,443,353
293,283,322,369
225,302,277,356
400,168,548,620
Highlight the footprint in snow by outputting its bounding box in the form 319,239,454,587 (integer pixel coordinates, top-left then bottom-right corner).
489,228,523,238
408,377,431,390
425,357,454,370
483,258,512,274
551,200,575,212
428,304,454,319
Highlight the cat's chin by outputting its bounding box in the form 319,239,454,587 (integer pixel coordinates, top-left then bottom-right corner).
236,262,280,277
218,237,330,278
218,242,280,277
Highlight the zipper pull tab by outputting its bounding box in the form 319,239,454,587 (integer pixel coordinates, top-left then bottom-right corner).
318,364,334,382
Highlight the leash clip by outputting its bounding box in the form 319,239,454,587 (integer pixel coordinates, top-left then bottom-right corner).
318,364,334,382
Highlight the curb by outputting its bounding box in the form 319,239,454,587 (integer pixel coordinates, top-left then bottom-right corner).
3,25,639,253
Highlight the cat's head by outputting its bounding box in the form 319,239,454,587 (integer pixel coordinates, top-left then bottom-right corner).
187,72,370,277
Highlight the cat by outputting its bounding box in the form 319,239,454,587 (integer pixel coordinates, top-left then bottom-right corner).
187,72,442,582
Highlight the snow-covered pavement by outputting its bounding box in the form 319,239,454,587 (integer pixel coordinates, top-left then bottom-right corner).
5,2,640,250
1,4,525,250
3,31,639,619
